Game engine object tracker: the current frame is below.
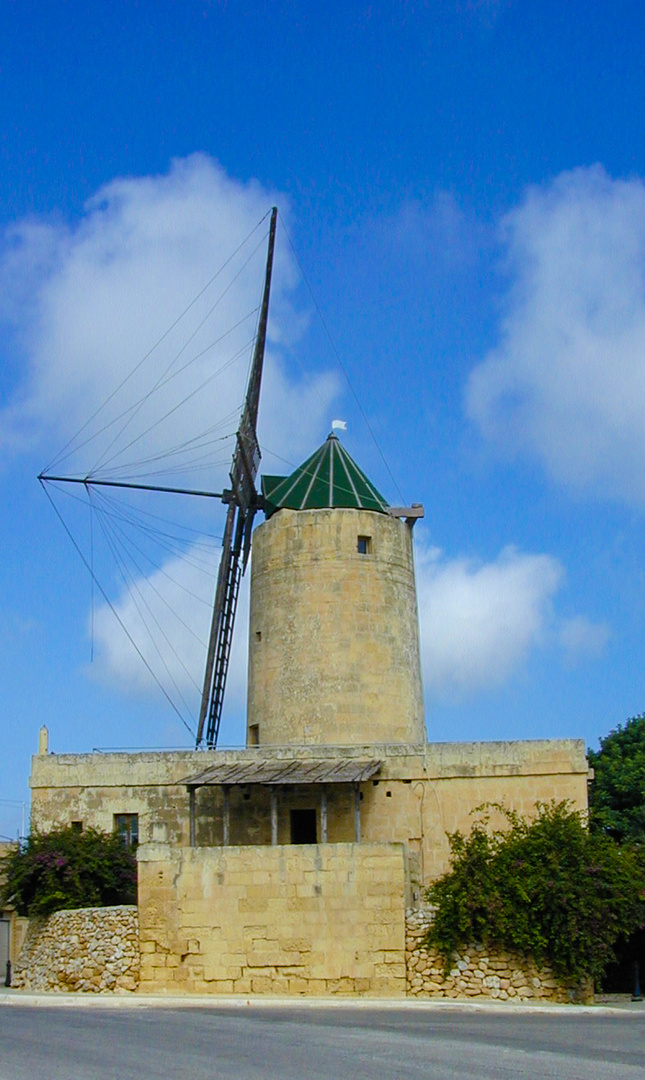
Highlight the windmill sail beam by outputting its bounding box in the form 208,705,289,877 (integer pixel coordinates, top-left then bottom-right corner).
196,501,237,747
38,475,225,499
230,431,259,515
242,207,278,438
196,206,278,749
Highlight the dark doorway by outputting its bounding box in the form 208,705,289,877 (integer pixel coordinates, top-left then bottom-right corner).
0,919,9,983
600,928,645,993
290,808,317,844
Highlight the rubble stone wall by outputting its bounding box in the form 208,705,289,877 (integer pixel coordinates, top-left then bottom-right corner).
12,905,139,993
406,907,591,1003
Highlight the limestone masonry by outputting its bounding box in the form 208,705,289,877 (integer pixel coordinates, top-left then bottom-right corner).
12,906,139,993
247,508,425,747
405,907,592,1003
138,843,405,995
22,434,592,997
30,738,588,886
13,900,590,1002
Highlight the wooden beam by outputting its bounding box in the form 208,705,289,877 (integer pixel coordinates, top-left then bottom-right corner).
38,474,223,499
271,788,278,845
320,786,328,843
387,504,424,519
223,786,230,846
189,787,196,848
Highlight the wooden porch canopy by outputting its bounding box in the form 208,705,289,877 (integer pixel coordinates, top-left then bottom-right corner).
181,758,382,788
181,758,382,846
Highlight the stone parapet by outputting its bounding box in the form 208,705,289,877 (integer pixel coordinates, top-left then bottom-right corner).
405,906,591,1003
29,739,589,791
12,905,139,993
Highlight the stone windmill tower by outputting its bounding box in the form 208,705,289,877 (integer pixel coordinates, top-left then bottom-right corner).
247,430,426,748
39,207,426,757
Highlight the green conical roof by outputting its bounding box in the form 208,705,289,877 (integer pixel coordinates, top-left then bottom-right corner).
261,434,388,517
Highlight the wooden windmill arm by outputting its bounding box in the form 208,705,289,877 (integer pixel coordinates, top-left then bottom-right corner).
196,207,278,749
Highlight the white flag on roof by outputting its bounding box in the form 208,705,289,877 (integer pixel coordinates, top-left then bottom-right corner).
331,419,347,431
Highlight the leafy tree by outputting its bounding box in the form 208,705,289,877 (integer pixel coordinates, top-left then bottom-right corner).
588,714,645,843
424,802,645,985
0,825,137,917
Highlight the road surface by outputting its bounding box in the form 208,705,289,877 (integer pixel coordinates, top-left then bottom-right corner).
0,1002,643,1079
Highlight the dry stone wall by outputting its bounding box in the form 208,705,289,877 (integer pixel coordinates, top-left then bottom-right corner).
406,907,591,1003
12,905,139,993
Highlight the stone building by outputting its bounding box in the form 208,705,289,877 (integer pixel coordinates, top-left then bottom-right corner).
29,433,589,996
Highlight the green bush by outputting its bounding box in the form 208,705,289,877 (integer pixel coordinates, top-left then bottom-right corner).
424,802,645,985
0,825,137,917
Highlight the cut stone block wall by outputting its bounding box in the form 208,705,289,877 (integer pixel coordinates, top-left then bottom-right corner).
12,905,139,992
248,507,425,747
29,739,589,882
405,906,592,1003
138,841,406,995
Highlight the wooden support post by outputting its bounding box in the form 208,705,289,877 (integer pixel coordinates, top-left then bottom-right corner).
223,785,230,846
271,787,278,845
320,786,328,843
354,783,361,843
189,787,196,848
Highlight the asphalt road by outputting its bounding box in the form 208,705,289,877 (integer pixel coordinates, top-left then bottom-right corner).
0,1003,643,1080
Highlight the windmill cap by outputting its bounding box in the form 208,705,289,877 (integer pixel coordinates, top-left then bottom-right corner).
261,434,388,516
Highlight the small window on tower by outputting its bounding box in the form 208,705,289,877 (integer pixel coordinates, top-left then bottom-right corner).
248,724,259,746
71,820,83,833
357,535,372,555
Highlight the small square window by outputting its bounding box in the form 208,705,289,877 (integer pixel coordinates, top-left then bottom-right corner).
248,724,259,746
114,813,139,849
71,820,83,833
357,535,372,555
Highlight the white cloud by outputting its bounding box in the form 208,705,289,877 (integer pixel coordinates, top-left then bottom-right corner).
90,528,608,726
466,165,645,506
90,540,250,734
416,542,563,699
97,535,566,720
558,615,611,663
0,154,338,474
0,156,339,726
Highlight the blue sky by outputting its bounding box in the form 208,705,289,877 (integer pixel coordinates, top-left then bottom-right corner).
2,1,645,839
